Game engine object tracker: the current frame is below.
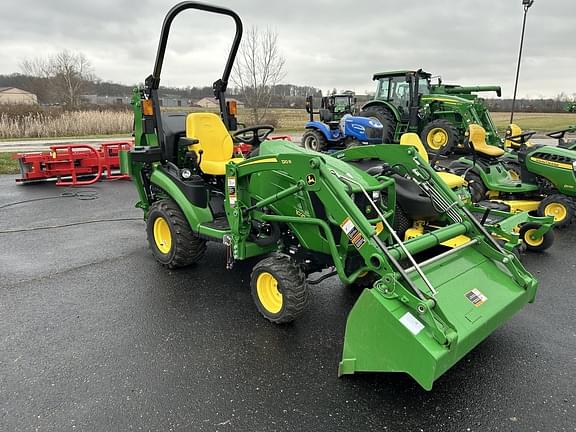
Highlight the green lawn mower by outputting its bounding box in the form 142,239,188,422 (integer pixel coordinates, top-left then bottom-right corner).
449,124,576,228
340,133,555,253
122,1,541,390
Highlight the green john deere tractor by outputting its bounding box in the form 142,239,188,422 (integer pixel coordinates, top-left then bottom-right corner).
360,69,502,154
121,1,541,390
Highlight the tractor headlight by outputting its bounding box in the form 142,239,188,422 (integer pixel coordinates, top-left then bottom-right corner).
572,161,576,172
181,168,192,179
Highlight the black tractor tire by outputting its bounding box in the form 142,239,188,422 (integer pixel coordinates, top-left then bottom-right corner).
146,200,207,268
393,205,413,240
519,222,555,252
464,172,487,203
537,194,575,228
358,107,397,143
250,254,309,324
302,129,327,152
420,119,460,156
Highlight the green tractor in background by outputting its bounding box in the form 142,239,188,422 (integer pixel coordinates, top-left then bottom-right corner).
564,102,576,113
360,69,502,154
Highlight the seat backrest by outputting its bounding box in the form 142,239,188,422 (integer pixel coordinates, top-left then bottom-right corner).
468,124,505,157
399,133,429,163
186,112,233,162
504,123,522,148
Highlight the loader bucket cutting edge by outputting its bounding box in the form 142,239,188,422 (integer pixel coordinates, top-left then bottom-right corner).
338,245,537,390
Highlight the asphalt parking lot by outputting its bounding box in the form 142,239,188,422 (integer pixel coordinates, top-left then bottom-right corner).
1,175,575,431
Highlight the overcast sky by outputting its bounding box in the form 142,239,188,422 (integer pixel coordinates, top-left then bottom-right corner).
0,0,573,98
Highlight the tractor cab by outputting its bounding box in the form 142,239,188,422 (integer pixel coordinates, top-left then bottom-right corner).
373,70,432,121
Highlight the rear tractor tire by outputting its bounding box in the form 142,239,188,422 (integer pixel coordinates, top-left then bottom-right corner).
250,254,309,324
146,200,207,268
464,172,487,203
302,129,327,152
519,222,554,252
358,107,397,143
420,119,459,156
537,194,575,228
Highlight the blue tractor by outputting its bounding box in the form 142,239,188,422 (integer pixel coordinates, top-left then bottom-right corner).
301,94,384,151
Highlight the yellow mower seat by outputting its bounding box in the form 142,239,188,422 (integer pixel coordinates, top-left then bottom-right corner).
505,123,533,148
399,133,466,189
468,124,505,157
185,112,243,175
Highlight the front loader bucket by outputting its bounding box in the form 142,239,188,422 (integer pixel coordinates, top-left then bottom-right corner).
338,244,537,390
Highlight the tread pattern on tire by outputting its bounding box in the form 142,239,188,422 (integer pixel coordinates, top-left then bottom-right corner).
536,194,575,229
302,129,327,151
359,107,397,143
147,200,207,268
251,253,309,324
420,119,460,155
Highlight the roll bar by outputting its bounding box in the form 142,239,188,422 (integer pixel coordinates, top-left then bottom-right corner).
147,1,242,91
142,1,243,158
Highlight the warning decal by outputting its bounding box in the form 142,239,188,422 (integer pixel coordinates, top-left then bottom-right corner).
228,177,237,207
340,217,366,249
465,289,488,307
399,312,425,336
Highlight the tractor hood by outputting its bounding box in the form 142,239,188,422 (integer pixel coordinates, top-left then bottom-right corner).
259,139,383,188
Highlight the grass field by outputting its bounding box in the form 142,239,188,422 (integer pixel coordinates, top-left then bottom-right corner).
0,153,19,175
1,108,575,140
491,112,576,132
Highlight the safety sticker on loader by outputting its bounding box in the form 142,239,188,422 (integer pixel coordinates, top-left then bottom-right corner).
399,312,425,336
465,289,488,307
228,177,237,207
341,217,366,249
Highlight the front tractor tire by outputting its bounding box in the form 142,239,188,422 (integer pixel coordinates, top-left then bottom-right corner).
537,194,575,228
146,200,207,268
420,119,459,155
302,129,327,152
358,107,397,143
250,254,309,324
519,223,554,252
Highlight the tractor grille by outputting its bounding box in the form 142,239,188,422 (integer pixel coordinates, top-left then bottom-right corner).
365,126,384,141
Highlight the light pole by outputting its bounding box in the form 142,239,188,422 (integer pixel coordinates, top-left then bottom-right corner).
510,0,535,124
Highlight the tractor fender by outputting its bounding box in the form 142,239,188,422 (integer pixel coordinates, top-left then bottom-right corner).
448,159,480,176
360,100,400,122
304,121,333,141
150,168,213,232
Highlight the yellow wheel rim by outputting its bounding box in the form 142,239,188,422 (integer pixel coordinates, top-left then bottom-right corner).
544,203,567,222
153,217,172,254
426,128,449,150
523,229,544,247
256,272,283,314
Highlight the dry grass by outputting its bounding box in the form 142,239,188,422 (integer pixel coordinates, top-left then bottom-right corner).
0,110,132,139
1,106,574,140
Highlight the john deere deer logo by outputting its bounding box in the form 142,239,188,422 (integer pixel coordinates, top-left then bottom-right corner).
306,174,316,185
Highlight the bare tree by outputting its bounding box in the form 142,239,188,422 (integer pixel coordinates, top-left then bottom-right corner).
20,50,94,107
232,26,285,124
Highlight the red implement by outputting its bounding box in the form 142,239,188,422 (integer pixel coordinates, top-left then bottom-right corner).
14,141,132,186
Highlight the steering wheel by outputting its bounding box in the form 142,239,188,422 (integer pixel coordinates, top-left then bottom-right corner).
232,125,275,146
506,130,536,146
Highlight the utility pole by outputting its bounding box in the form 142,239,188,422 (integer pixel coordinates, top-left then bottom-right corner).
510,0,535,124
